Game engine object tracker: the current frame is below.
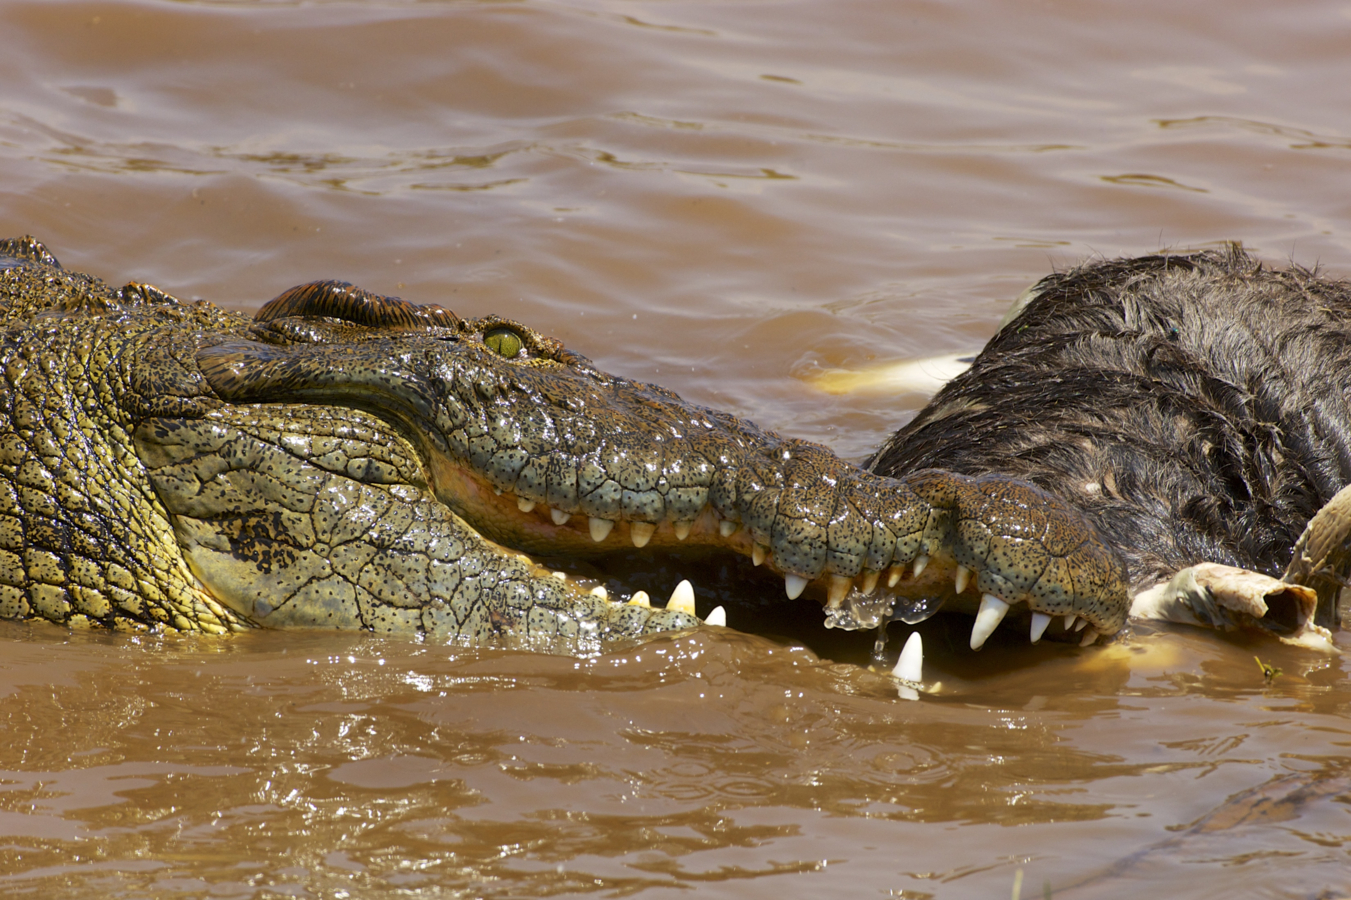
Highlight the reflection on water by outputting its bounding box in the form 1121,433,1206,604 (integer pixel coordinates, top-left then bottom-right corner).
3,0,1351,896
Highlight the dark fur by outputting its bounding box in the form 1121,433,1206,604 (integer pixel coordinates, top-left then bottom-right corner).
868,247,1351,595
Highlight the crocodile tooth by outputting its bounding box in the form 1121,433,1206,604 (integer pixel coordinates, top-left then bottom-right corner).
589,517,614,542
589,586,608,599
860,570,880,595
552,571,567,580
704,605,727,626
517,498,536,513
1063,614,1076,631
718,520,738,537
1073,617,1088,632
887,566,904,588
892,631,923,683
752,543,768,567
628,591,651,607
551,508,571,526
955,565,971,595
1079,628,1099,647
970,593,1010,650
667,579,695,615
494,487,503,496
673,521,692,541
629,522,656,548
1029,612,1051,643
826,575,852,608
784,574,808,600
912,555,929,579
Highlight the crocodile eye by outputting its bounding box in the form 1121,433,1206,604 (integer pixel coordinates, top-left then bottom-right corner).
483,326,523,359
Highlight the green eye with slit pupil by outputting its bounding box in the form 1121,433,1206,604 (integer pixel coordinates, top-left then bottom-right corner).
484,327,523,359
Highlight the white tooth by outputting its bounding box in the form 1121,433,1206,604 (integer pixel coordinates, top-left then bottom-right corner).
628,591,651,607
494,487,503,496
719,520,738,537
667,579,695,615
892,631,923,683
826,575,852,609
589,586,608,599
589,517,614,542
860,570,879,595
970,593,1010,650
551,508,571,526
673,521,692,541
704,605,727,626
955,565,971,595
752,544,768,567
898,685,920,701
784,574,809,600
517,498,536,513
1030,612,1051,643
629,522,656,548
887,566,903,588
1080,628,1099,647
1063,614,1076,631
552,571,567,580
1074,617,1088,632
913,555,929,579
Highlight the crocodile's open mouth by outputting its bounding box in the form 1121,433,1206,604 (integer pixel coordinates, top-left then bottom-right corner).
142,284,1132,657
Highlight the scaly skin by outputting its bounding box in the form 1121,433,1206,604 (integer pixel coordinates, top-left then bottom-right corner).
0,236,1130,648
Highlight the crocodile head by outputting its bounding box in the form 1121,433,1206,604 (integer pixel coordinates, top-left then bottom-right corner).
0,237,1130,654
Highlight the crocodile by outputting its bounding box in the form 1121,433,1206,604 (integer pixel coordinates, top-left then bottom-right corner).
0,236,1341,656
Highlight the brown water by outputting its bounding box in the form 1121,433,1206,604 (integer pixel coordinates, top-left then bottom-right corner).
3,1,1351,896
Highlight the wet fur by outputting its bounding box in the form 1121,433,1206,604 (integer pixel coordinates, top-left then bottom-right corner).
868,247,1351,596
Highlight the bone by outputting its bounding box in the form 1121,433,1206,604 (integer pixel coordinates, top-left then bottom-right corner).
970,593,1010,650
589,517,614,542
629,522,656,548
955,564,971,595
551,508,570,525
785,574,808,600
892,631,923,683
667,579,696,615
704,605,727,626
1029,611,1051,643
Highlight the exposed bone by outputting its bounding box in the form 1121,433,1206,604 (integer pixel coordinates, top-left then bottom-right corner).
667,579,696,615
517,498,535,513
752,544,768,567
785,574,808,600
892,631,923,683
704,605,727,626
860,570,880,595
827,575,852,608
719,520,738,537
589,517,614,542
913,555,929,579
970,593,1010,650
628,591,651,607
955,564,971,595
551,508,570,526
1029,611,1051,643
630,522,656,548
673,521,692,541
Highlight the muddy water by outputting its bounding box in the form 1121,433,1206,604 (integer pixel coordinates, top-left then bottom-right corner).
3,0,1351,896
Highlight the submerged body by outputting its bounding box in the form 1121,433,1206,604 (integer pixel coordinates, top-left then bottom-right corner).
0,237,1339,654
